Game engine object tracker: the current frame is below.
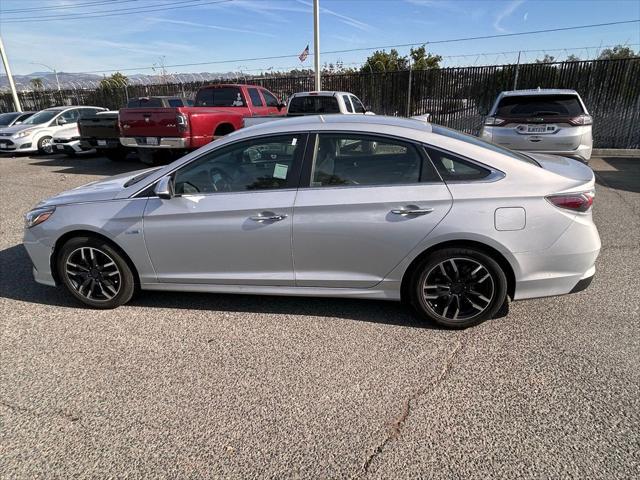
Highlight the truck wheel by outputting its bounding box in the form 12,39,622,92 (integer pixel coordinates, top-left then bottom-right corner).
137,148,157,166
105,149,127,162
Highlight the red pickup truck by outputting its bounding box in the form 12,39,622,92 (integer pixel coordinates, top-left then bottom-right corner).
119,84,285,163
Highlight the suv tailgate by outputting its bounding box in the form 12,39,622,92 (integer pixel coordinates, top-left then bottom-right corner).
79,112,119,139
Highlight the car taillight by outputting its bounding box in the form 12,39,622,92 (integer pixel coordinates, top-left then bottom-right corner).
176,113,188,132
546,191,594,212
568,114,592,126
484,116,506,126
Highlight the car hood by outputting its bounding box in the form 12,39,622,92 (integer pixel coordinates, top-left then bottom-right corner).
37,167,160,207
0,123,45,135
54,123,80,138
527,153,594,184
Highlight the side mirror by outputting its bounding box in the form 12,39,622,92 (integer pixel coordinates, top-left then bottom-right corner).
14,121,22,125
57,117,67,125
154,175,174,199
364,110,375,116
277,103,286,111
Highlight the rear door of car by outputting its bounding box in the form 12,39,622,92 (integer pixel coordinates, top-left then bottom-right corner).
291,132,453,288
246,87,269,116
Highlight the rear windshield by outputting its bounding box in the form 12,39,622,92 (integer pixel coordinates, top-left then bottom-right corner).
495,94,584,117
127,98,166,108
195,87,245,107
431,125,540,167
288,96,340,114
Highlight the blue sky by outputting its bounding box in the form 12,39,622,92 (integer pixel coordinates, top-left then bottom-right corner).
1,0,639,76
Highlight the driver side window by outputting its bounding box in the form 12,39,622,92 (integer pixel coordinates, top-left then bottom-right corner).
174,134,304,195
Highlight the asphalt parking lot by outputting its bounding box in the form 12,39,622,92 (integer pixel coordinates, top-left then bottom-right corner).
1,152,638,479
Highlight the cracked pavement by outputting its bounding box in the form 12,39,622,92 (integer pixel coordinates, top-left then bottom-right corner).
1,153,638,479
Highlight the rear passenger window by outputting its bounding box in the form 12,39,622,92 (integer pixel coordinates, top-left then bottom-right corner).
342,95,353,113
310,134,438,187
248,88,264,107
426,148,491,181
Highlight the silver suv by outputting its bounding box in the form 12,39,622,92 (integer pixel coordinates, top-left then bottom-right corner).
479,89,592,163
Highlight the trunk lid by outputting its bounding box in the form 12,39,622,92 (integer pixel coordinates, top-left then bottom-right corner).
119,107,183,137
527,153,594,184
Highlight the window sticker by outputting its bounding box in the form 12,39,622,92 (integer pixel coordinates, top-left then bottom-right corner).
273,163,288,180
291,138,297,146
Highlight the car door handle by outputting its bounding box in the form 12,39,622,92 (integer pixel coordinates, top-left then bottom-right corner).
250,213,288,222
390,207,434,216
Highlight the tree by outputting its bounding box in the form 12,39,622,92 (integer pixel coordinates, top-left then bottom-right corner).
535,54,556,64
360,48,408,73
100,71,128,89
566,54,581,62
409,45,442,69
598,45,636,60
30,78,44,90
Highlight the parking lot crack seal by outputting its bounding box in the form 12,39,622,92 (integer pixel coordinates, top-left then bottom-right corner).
352,336,467,479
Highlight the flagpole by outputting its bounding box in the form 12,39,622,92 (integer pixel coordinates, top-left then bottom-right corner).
313,0,321,90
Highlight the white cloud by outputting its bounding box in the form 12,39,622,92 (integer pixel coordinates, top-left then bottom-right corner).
296,0,373,31
493,0,525,33
147,17,277,38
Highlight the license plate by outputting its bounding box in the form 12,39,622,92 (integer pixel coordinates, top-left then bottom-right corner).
97,140,107,146
0,142,6,148
146,137,159,146
526,125,547,133
56,144,64,150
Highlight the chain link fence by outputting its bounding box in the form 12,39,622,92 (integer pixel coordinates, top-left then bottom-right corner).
1,58,638,148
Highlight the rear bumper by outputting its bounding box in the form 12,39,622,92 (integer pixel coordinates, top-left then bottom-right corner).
120,137,189,149
82,138,121,150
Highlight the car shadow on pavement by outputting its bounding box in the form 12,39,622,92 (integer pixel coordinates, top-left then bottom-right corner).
0,244,438,329
29,153,144,177
593,157,640,194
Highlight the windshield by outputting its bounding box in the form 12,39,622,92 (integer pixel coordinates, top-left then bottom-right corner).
0,112,20,125
431,125,540,166
288,96,340,114
495,94,584,117
22,110,59,125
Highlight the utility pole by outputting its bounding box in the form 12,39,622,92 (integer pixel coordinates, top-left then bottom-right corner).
0,36,22,112
313,0,321,90
513,50,521,90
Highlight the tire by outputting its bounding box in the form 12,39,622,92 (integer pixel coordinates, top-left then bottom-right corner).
56,236,135,309
137,148,158,166
37,136,53,154
410,248,508,329
105,149,126,162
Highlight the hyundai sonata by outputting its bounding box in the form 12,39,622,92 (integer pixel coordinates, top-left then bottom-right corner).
24,115,600,328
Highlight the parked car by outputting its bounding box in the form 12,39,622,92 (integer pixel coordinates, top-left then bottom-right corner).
78,110,126,161
244,91,372,127
0,106,104,154
125,96,194,108
52,122,94,157
24,115,600,328
118,84,285,164
0,111,36,128
479,89,593,163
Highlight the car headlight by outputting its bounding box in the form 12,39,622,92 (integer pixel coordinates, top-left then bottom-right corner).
25,206,56,228
14,128,36,138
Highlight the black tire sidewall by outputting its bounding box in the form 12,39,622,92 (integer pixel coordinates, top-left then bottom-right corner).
411,248,508,329
56,236,135,309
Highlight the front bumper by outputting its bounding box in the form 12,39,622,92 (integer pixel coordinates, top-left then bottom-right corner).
23,228,56,287
53,139,90,154
120,137,189,149
0,135,36,152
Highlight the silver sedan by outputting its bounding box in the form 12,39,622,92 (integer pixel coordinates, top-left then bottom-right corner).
23,115,601,328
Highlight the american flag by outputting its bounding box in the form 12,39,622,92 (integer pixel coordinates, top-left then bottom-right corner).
298,45,309,62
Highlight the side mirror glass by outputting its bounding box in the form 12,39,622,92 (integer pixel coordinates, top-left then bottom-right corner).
154,175,174,199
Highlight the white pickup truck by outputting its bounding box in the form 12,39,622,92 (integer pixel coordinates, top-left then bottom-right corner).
244,91,373,127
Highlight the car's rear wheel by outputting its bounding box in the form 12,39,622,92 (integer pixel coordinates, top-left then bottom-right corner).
57,236,135,309
37,136,53,154
410,248,507,329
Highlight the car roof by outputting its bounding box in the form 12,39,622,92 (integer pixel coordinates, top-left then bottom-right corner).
291,91,354,97
498,89,580,97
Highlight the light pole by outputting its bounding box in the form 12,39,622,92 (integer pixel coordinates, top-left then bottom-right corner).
313,0,321,90
30,61,61,91
0,35,22,111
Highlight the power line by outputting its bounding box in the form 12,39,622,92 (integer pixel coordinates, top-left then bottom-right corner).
68,20,639,74
1,0,142,14
0,0,233,23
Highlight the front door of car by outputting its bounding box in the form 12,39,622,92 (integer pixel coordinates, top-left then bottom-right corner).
142,133,307,285
292,133,453,288
261,89,283,116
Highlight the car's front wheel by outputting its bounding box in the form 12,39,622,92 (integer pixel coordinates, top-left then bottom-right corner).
410,248,508,329
37,136,53,154
57,236,135,309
